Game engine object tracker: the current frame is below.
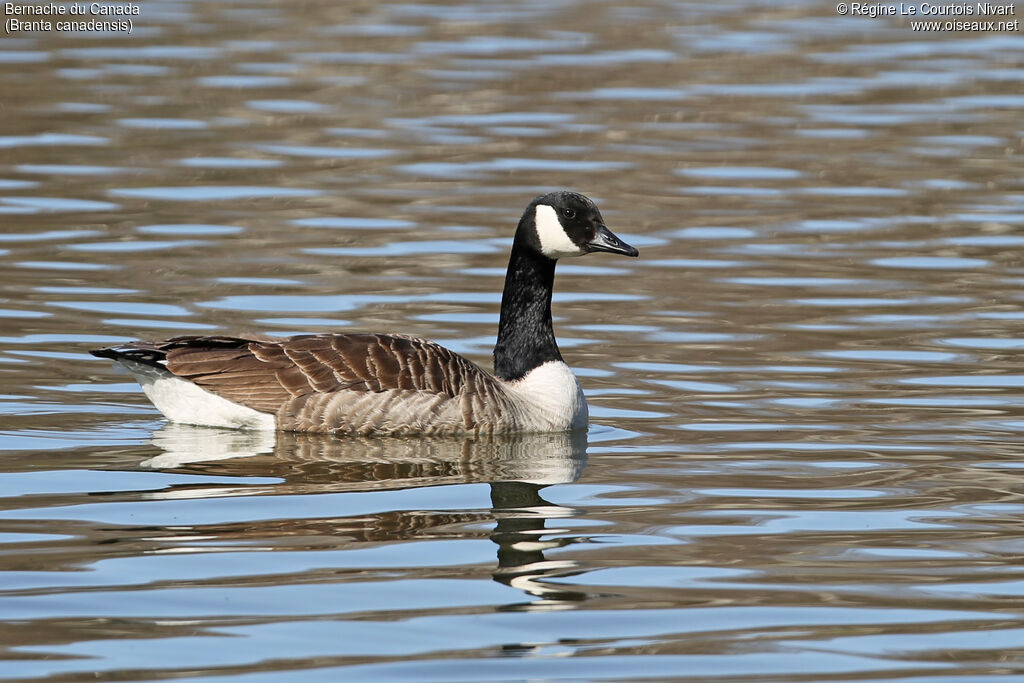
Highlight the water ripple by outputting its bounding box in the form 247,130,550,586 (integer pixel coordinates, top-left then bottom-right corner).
109,186,321,201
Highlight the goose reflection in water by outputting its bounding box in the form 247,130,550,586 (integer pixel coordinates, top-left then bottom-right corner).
139,425,591,607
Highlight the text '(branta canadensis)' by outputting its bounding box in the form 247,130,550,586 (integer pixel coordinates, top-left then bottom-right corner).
91,191,639,435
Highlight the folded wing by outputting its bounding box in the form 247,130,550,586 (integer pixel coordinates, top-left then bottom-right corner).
151,333,511,434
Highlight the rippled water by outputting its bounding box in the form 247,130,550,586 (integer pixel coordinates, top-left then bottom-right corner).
2,1,1024,680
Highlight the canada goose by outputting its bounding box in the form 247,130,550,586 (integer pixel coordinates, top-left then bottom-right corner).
91,191,639,435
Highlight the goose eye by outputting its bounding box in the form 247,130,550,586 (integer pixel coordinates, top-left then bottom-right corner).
562,208,576,219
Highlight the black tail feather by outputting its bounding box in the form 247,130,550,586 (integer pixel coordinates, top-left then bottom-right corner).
90,336,262,369
90,342,168,369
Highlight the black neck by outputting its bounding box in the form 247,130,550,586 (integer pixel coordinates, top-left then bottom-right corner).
493,238,561,381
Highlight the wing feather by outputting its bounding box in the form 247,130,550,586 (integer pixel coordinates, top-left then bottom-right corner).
158,333,504,430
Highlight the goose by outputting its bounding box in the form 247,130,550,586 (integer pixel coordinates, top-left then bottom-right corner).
91,191,639,435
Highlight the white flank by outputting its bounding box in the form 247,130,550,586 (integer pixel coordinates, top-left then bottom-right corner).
505,360,588,431
118,360,276,430
534,204,584,259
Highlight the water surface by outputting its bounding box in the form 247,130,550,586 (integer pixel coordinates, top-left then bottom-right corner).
2,1,1024,680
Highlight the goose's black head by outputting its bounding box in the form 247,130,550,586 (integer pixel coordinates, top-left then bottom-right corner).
517,191,639,261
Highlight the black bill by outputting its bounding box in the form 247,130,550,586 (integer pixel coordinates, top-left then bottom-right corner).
586,224,639,257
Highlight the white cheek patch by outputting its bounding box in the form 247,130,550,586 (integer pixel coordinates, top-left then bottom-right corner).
534,204,585,259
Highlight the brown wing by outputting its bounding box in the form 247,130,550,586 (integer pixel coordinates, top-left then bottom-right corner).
162,333,496,415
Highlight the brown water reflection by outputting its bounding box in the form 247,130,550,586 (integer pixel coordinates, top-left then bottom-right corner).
2,0,1024,679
